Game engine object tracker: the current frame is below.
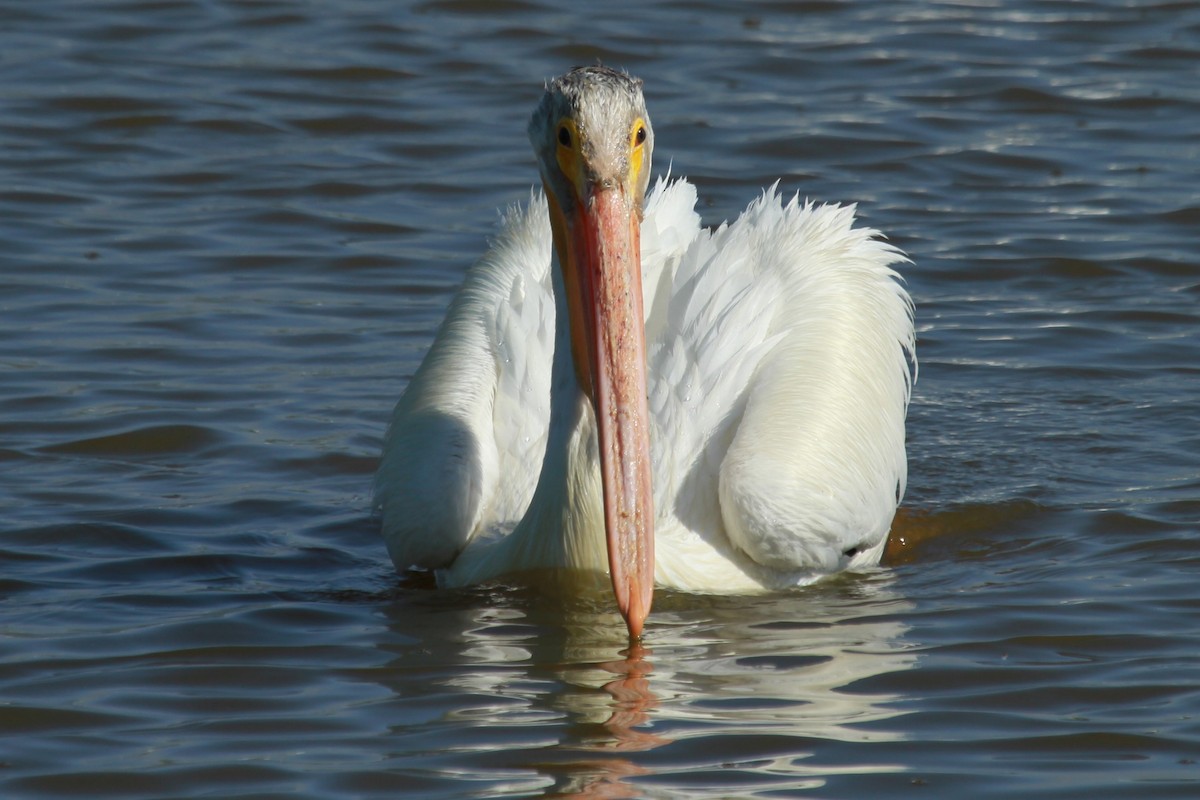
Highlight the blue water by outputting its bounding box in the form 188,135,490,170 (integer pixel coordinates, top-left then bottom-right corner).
2,1,1198,797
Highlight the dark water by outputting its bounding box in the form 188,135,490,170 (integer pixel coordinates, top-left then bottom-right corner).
2,1,1198,797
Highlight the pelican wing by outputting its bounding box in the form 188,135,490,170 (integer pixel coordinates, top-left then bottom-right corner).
375,195,555,571
377,179,914,591
648,184,915,589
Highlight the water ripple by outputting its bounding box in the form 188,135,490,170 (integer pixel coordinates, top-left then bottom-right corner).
2,0,1199,796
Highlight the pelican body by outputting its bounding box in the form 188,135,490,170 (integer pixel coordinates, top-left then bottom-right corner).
376,67,915,637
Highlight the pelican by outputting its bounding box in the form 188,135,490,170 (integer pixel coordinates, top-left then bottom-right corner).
376,66,914,638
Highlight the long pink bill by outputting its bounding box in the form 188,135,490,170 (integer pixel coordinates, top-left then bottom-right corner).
570,185,655,639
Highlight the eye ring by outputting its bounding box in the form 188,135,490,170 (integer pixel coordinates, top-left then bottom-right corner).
558,126,572,147
635,125,646,145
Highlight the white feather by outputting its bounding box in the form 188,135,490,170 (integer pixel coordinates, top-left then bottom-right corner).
376,179,915,593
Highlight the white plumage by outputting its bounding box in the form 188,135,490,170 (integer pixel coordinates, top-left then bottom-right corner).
376,67,914,634
376,177,914,592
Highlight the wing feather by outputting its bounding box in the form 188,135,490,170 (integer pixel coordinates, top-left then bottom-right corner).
649,185,915,585
719,195,913,573
375,194,554,571
377,178,914,588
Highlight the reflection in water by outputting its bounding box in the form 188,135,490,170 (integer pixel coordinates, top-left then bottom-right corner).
589,644,665,752
546,644,663,799
377,573,914,797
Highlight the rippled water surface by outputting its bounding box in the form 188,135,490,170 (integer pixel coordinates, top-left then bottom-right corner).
3,1,1199,797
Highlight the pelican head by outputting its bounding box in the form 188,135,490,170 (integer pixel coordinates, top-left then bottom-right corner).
529,66,656,638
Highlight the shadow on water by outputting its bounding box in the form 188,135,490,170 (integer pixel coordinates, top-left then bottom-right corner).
883,498,1047,566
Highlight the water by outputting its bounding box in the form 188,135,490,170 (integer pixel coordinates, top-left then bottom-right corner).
2,0,1198,797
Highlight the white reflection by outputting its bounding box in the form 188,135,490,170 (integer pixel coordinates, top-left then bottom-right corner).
382,571,915,797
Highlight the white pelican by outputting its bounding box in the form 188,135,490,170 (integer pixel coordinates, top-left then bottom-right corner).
376,66,915,638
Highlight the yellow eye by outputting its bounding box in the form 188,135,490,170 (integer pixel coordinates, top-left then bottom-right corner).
555,118,580,153
554,119,581,185
631,118,647,148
